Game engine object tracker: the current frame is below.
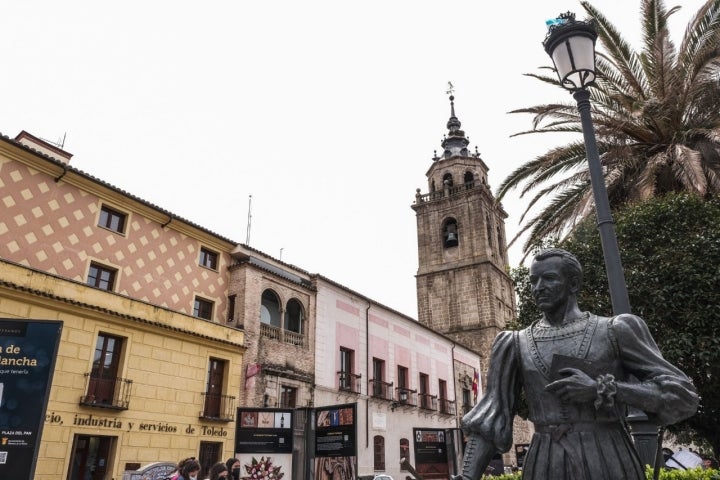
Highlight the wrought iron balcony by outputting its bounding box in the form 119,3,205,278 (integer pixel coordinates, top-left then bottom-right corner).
418,393,437,411
80,373,133,410
439,398,457,415
200,392,236,422
337,371,362,393
369,379,393,400
462,403,473,415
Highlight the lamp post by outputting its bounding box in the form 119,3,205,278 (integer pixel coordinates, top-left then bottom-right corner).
543,13,661,471
542,12,631,316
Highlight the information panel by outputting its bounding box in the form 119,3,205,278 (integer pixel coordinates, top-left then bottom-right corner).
314,403,356,457
314,403,357,480
413,428,449,479
235,409,293,454
0,319,63,480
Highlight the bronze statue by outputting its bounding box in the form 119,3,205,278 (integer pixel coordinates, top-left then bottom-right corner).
455,248,698,479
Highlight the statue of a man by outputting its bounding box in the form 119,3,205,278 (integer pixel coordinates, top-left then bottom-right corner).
455,248,698,479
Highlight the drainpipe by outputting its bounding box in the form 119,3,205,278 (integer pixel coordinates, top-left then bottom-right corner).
450,343,458,428
365,302,371,449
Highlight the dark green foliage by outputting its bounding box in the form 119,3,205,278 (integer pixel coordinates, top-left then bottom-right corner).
512,193,720,457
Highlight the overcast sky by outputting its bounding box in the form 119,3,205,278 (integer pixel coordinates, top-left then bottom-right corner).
1,1,706,319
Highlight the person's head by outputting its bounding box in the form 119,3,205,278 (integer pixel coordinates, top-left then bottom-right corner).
209,462,229,480
530,248,583,314
226,457,241,479
703,457,718,469
179,459,201,480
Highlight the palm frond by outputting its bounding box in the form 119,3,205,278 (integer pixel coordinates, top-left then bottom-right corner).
672,144,708,195
582,1,648,97
678,0,720,82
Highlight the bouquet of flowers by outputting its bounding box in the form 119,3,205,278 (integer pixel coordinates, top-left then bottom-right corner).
241,456,284,480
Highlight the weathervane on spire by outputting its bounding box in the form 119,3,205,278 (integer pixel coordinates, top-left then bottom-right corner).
446,81,455,96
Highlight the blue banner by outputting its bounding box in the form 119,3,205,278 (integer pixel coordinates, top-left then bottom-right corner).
0,319,62,480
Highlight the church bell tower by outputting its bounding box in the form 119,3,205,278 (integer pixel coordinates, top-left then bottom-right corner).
412,95,516,364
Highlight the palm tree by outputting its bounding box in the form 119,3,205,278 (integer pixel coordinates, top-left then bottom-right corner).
498,0,720,254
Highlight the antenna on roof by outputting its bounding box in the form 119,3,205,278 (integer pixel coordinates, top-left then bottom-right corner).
245,195,253,245
39,132,68,149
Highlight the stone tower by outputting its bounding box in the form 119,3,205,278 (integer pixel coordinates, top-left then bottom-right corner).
412,95,516,373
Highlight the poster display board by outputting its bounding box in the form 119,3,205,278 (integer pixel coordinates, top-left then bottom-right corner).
235,408,294,480
0,319,63,480
314,403,356,480
413,428,449,479
236,408,293,454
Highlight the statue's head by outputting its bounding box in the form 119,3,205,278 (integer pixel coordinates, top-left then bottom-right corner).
532,248,583,294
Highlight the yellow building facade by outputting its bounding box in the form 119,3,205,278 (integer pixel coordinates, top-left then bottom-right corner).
0,132,245,479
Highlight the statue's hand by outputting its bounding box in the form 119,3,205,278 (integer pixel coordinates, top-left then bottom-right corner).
545,367,597,403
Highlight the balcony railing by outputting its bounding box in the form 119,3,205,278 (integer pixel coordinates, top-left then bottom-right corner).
259,323,305,346
462,403,473,415
439,398,457,415
337,371,362,394
396,387,417,407
418,393,437,411
369,379,393,401
200,392,236,422
284,330,304,346
260,323,281,340
413,181,481,204
80,373,133,410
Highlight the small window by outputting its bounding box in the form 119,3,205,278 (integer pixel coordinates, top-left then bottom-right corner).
227,295,236,323
280,385,297,408
419,373,430,408
372,358,385,397
88,262,117,291
199,247,218,270
400,438,410,470
86,333,124,406
194,297,214,320
98,205,126,234
374,435,386,471
203,358,226,418
339,348,355,391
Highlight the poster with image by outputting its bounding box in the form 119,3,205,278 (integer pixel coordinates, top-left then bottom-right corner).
235,408,293,454
0,319,63,480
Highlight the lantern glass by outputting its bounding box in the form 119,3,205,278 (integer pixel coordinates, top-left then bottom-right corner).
551,34,596,89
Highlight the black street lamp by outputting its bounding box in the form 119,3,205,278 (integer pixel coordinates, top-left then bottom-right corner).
542,12,631,316
543,14,663,472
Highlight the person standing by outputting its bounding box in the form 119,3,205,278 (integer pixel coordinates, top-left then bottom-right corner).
177,459,201,480
454,248,698,480
205,462,228,480
225,457,241,480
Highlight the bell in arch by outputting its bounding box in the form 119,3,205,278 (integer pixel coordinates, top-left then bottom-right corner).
444,222,459,248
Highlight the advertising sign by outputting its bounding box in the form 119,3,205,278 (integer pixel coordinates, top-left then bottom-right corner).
413,428,449,478
0,319,63,480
